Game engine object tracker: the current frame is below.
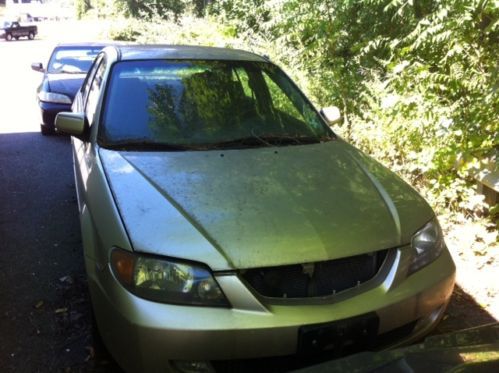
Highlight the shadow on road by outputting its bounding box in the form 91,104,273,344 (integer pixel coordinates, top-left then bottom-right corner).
433,284,497,335
0,132,496,372
0,132,120,372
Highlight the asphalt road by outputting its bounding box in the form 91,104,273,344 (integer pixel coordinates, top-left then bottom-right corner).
0,28,496,373
0,37,120,372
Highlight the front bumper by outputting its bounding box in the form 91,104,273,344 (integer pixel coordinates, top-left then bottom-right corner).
38,100,71,129
87,247,455,372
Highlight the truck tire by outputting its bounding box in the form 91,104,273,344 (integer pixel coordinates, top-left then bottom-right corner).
6,33,12,41
28,32,35,40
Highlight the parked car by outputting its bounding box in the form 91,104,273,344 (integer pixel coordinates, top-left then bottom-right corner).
0,20,37,41
55,45,456,373
31,43,107,135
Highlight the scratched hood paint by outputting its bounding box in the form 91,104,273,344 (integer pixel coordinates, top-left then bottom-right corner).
99,140,434,270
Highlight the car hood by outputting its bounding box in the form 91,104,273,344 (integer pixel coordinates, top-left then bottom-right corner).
46,73,85,100
99,140,434,270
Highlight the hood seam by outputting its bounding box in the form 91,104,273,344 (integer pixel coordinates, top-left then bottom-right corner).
350,157,403,247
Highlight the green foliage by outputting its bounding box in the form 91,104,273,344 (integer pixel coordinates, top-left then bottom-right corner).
117,0,187,20
108,14,243,45
349,0,499,215
76,0,206,20
108,17,141,40
74,0,123,19
75,0,92,19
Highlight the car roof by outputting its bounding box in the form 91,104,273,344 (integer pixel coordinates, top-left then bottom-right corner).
115,45,268,62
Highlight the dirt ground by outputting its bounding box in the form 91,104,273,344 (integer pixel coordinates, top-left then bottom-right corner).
430,215,498,339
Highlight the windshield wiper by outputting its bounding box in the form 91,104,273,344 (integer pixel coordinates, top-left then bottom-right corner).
60,71,85,74
101,140,203,151
208,135,333,149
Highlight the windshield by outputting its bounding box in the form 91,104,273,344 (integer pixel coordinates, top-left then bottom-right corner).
47,47,102,74
99,60,333,149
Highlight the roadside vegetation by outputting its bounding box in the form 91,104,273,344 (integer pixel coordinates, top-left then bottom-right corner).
77,0,497,311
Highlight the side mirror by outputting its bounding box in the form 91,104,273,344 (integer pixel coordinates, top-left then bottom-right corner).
321,106,342,125
55,112,87,139
31,62,44,72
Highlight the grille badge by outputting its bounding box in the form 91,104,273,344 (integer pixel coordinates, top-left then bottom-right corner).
302,263,315,278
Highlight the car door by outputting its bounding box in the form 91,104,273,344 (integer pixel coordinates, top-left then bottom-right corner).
11,22,20,37
14,22,26,37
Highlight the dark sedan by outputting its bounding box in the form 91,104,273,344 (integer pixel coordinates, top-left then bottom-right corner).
32,43,107,135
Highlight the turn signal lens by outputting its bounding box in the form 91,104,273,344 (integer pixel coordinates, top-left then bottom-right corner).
111,250,135,285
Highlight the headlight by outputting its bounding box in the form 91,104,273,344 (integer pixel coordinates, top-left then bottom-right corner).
110,249,230,307
408,217,445,274
38,91,72,104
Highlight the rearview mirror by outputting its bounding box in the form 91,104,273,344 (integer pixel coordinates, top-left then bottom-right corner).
55,112,86,139
321,106,342,125
31,62,44,72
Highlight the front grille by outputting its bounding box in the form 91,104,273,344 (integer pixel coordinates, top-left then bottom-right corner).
240,250,387,298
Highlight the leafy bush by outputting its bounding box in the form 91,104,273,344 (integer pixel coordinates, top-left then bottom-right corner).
75,0,91,19
108,14,247,46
